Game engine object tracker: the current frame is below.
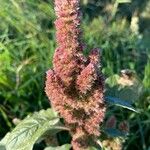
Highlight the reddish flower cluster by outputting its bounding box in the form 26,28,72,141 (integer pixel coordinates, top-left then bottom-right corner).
45,0,106,149
106,115,117,129
119,121,129,133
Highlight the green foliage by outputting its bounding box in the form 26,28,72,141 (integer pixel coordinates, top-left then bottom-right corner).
0,0,56,133
117,0,131,3
104,128,126,137
0,109,65,150
143,58,150,88
83,17,140,75
0,0,55,106
0,100,136,149
105,74,143,103
44,144,71,150
87,147,100,150
105,96,138,112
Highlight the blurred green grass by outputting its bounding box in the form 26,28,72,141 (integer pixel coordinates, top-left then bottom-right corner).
0,0,149,149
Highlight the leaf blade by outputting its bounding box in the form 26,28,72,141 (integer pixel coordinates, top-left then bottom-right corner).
44,144,71,150
0,109,64,150
105,96,139,112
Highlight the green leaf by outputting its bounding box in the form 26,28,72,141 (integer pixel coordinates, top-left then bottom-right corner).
105,75,120,87
44,144,100,150
0,145,6,150
105,96,138,112
104,128,126,137
143,59,150,88
117,0,131,3
44,144,71,150
0,109,65,150
106,74,143,103
87,147,100,150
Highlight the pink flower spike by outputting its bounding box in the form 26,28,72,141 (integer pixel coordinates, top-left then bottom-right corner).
45,0,106,149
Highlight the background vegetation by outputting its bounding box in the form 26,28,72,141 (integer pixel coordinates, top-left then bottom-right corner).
0,0,149,149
